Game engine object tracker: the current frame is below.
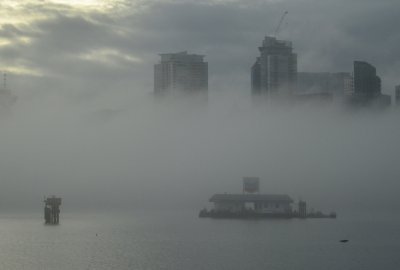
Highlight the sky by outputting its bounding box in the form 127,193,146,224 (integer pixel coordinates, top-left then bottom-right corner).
0,0,400,213
1,0,399,94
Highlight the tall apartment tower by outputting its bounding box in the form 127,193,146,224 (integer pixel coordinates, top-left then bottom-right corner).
154,51,208,95
251,36,297,97
346,61,391,108
353,61,381,96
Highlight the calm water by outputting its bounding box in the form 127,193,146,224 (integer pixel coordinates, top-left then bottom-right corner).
1,210,399,270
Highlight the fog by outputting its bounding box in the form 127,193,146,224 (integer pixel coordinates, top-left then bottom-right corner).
1,0,400,215
1,86,400,215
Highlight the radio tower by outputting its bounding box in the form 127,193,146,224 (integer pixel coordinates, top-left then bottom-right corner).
2,72,5,91
3,72,7,92
0,71,17,105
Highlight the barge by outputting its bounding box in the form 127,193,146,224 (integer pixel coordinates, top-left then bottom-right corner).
199,178,336,219
199,194,336,219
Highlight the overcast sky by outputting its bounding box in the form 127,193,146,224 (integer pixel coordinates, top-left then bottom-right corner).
1,0,399,95
0,0,400,213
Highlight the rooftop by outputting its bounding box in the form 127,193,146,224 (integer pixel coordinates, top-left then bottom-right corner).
159,51,205,63
258,36,293,55
261,36,292,49
210,194,293,203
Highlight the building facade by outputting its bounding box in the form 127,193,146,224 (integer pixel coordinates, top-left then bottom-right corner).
209,194,293,214
154,51,208,95
251,36,297,97
346,61,391,108
353,61,381,96
297,72,353,96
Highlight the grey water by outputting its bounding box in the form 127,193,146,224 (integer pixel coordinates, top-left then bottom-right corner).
1,210,399,270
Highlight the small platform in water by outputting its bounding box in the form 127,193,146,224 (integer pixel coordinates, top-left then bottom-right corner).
44,196,62,225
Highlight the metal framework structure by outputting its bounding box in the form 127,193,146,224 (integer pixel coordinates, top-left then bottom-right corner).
44,196,62,225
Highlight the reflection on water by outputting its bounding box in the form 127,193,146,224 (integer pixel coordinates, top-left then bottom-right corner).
0,210,399,270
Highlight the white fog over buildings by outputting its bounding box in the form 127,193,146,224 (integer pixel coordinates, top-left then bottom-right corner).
251,36,351,103
154,51,208,96
297,72,353,97
250,36,392,108
153,40,392,108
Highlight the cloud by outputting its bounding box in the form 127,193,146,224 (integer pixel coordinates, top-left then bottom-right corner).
1,0,399,96
78,48,143,67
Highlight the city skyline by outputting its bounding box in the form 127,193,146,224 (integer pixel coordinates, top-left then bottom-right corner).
0,0,399,98
152,37,392,107
1,4,400,269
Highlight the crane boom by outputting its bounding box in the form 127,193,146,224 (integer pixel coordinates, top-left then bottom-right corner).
274,11,288,37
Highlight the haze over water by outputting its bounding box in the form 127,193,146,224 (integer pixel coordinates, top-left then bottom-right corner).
1,0,400,269
2,95,400,269
2,94,400,213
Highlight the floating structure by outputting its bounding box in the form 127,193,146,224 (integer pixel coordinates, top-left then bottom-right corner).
199,178,336,219
199,194,336,219
44,196,62,225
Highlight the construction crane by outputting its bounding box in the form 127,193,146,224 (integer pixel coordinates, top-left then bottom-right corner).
274,11,288,37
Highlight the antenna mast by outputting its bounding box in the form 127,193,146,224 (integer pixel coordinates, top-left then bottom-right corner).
3,72,6,91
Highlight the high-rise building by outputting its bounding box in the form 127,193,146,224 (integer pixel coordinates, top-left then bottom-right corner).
396,85,400,105
346,61,391,108
353,61,381,96
154,51,208,95
251,36,297,96
251,58,261,94
343,75,354,95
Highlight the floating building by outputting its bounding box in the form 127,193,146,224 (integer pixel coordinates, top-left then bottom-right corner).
199,178,335,219
44,196,61,225
154,51,208,96
251,36,297,97
206,193,294,217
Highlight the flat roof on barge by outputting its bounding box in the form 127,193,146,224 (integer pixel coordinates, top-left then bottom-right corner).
210,194,293,203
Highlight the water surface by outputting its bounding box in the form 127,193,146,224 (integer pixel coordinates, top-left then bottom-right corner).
1,210,399,270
